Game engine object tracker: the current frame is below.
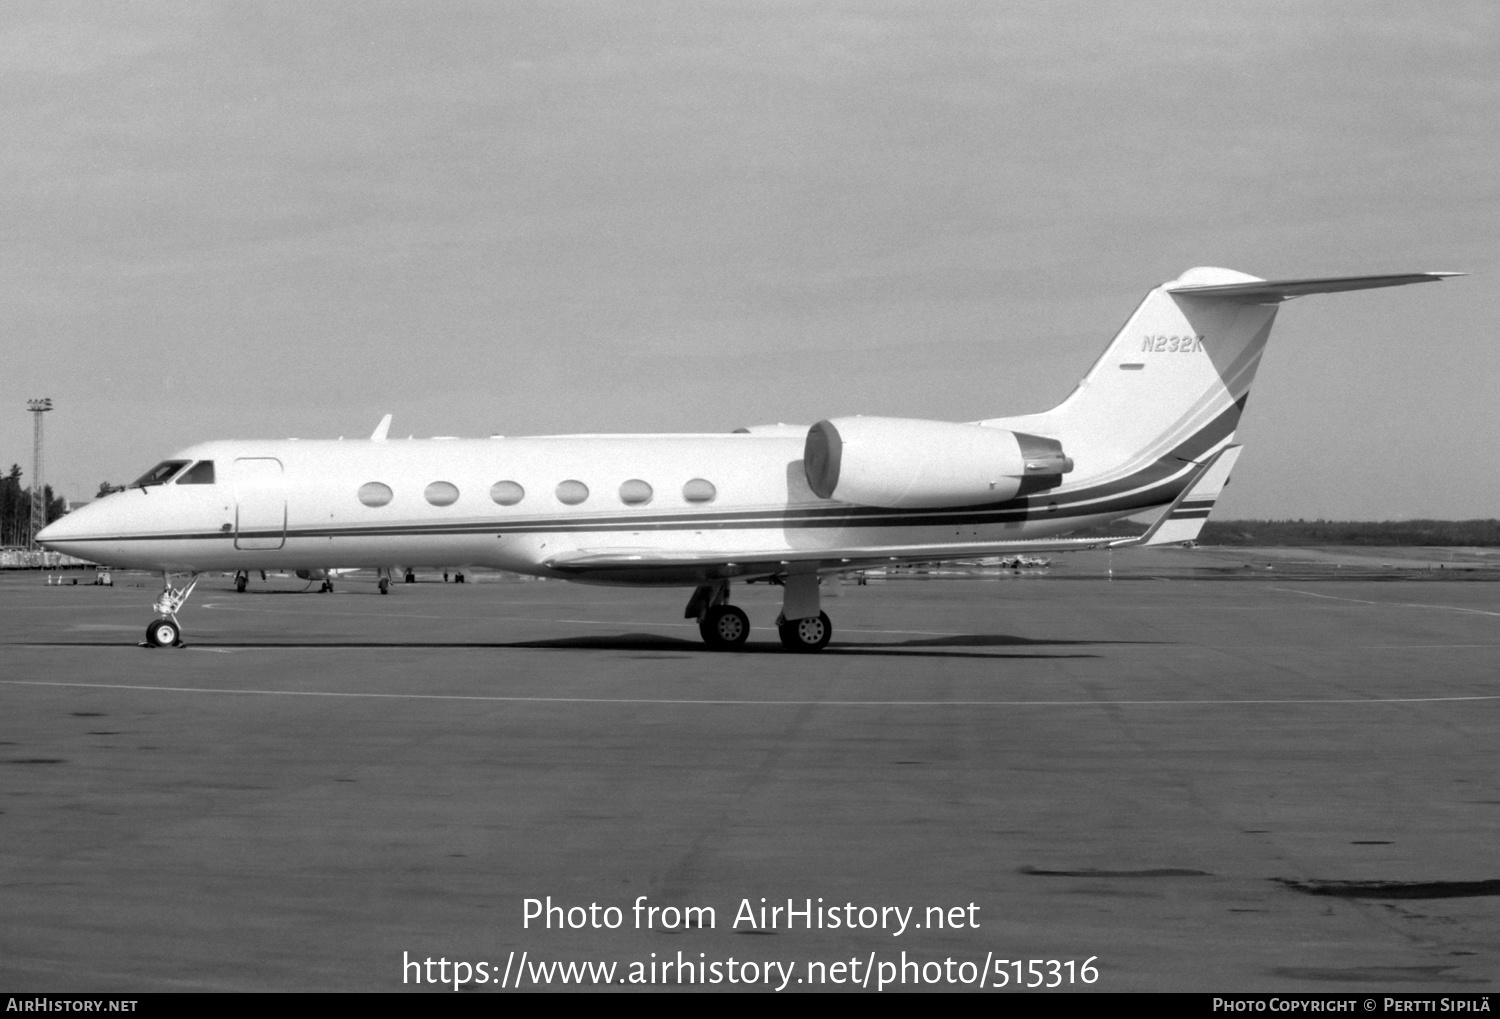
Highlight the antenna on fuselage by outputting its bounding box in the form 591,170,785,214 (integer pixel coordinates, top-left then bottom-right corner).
370,414,393,441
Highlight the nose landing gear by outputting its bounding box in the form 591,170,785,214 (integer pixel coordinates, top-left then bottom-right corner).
144,572,199,648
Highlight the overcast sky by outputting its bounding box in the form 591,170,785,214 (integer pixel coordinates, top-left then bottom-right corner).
1,1,1494,518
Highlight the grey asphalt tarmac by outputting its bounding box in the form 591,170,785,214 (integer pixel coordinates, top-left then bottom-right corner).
2,565,1497,992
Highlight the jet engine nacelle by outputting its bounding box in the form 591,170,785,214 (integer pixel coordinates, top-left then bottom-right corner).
803,417,1072,509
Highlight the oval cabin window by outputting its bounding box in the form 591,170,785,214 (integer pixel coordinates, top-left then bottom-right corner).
358,482,393,507
618,479,653,505
424,481,460,507
556,480,589,505
490,480,525,506
682,478,716,503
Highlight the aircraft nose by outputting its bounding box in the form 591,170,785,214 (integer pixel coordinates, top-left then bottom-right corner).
35,517,68,545
36,501,102,549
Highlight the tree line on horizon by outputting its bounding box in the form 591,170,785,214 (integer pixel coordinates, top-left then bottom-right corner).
1073,518,1500,546
0,464,68,547
1200,519,1500,546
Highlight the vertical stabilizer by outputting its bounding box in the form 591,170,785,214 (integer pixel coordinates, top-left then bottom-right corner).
984,268,1278,483
983,268,1459,493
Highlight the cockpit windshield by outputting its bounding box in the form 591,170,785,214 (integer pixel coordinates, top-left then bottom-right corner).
129,460,191,489
176,460,215,485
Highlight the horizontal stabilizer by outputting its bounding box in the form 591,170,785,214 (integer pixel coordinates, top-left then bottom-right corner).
1113,445,1242,549
1167,272,1462,303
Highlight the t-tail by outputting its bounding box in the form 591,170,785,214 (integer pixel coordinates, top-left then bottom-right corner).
983,267,1462,526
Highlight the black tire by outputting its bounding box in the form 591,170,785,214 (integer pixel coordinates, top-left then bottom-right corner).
699,604,751,650
379,578,390,595
145,618,180,648
778,612,832,652
235,575,247,593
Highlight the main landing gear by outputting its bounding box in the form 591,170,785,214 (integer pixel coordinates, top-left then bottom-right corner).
701,604,751,649
685,573,833,653
776,611,833,652
145,572,199,648
687,581,749,650
774,573,831,652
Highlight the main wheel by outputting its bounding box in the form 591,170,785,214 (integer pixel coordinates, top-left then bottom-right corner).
699,604,751,650
778,612,832,652
145,617,180,648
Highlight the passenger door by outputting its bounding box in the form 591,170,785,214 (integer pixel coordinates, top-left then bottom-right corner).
232,458,286,550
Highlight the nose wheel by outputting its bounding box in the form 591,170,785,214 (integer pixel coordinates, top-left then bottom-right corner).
145,618,182,648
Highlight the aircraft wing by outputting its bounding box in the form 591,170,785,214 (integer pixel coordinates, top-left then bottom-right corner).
545,447,1241,579
545,535,1128,576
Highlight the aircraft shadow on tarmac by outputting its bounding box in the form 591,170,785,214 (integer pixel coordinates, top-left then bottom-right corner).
20,631,1134,659
838,633,1165,649
505,633,1109,659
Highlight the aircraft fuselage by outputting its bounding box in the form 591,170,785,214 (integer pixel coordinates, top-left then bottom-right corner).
45,433,1134,585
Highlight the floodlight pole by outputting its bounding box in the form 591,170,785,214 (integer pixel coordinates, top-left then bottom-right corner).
27,398,52,549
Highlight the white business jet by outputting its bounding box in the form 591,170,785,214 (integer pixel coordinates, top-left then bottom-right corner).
39,267,1459,651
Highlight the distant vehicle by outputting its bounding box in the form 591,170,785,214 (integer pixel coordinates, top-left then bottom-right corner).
990,555,1052,569
37,268,1460,650
229,567,366,594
